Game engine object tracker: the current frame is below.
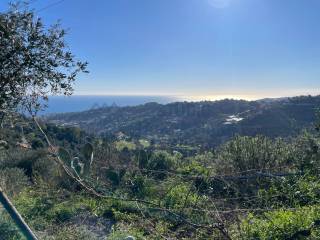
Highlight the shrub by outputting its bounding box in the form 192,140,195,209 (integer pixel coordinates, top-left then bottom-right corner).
128,175,151,198
258,175,320,208
32,156,65,188
147,151,176,179
235,205,320,239
291,132,320,172
0,213,22,240
164,183,199,209
215,136,292,174
0,168,29,197
0,149,47,178
105,168,126,186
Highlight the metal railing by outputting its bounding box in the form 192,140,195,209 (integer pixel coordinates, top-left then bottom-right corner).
0,188,38,240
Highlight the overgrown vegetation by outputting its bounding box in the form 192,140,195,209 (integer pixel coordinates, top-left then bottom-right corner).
1,112,320,239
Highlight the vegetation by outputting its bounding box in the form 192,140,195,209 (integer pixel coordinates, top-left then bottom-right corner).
47,95,320,148
0,2,87,116
1,111,320,239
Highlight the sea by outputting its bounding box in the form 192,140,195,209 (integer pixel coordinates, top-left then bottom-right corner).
42,95,179,115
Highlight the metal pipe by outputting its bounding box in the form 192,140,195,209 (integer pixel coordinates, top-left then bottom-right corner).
0,188,38,240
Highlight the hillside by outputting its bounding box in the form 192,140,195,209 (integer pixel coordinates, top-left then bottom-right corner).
46,95,320,147
3,110,320,239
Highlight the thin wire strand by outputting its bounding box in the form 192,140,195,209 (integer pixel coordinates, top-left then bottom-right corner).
36,0,66,13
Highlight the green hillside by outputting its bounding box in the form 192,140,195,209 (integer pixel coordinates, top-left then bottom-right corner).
47,95,320,147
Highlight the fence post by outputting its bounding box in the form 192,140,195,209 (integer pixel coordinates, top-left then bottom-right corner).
0,188,38,240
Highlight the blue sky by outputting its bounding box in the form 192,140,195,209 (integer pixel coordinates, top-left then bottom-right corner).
1,0,320,100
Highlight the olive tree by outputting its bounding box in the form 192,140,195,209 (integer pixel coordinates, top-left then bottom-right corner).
0,2,88,116
0,3,88,238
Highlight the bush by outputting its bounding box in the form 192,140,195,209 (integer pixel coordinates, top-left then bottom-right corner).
258,175,320,208
147,151,176,179
235,205,320,239
291,133,320,172
128,175,150,198
215,136,292,174
164,183,200,209
0,213,22,240
32,156,68,189
105,168,126,187
0,168,29,197
0,149,47,178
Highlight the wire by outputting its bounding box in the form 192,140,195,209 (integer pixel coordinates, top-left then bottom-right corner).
36,0,66,13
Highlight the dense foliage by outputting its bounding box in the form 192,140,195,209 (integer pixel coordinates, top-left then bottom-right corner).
1,111,320,239
0,3,87,115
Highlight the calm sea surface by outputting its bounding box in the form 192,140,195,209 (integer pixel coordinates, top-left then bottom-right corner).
42,95,178,114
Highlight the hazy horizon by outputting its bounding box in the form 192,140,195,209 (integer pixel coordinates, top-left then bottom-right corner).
40,93,319,114
50,90,320,102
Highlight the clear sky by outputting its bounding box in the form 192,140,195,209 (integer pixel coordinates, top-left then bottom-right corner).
1,0,320,100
